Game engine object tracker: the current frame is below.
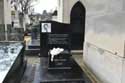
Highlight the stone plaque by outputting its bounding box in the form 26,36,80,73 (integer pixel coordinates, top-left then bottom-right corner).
48,34,69,45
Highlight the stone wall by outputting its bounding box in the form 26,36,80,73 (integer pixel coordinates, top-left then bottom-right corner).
84,42,124,83
84,0,125,83
57,0,63,22
3,0,11,24
57,0,125,82
57,0,124,23
0,0,4,24
0,0,11,24
57,0,78,23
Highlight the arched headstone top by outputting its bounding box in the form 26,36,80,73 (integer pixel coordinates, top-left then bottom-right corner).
72,1,86,11
70,1,86,18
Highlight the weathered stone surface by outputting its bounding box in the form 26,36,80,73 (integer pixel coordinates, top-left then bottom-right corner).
84,43,124,83
57,0,125,83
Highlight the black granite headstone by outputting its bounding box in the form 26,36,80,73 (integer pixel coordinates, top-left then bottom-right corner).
40,19,85,56
40,21,70,57
38,1,90,82
47,34,72,69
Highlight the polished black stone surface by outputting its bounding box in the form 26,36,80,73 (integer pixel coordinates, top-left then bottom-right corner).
47,33,72,69
38,57,92,83
26,40,40,55
28,40,40,48
48,50,72,70
40,20,85,51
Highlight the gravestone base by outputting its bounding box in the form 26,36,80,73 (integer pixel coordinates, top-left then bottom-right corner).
33,57,92,83
25,39,40,55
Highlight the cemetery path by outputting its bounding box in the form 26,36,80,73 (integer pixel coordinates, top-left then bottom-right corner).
21,56,40,83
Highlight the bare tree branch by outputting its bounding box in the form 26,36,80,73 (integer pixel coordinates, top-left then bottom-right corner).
11,0,36,14
11,0,37,30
